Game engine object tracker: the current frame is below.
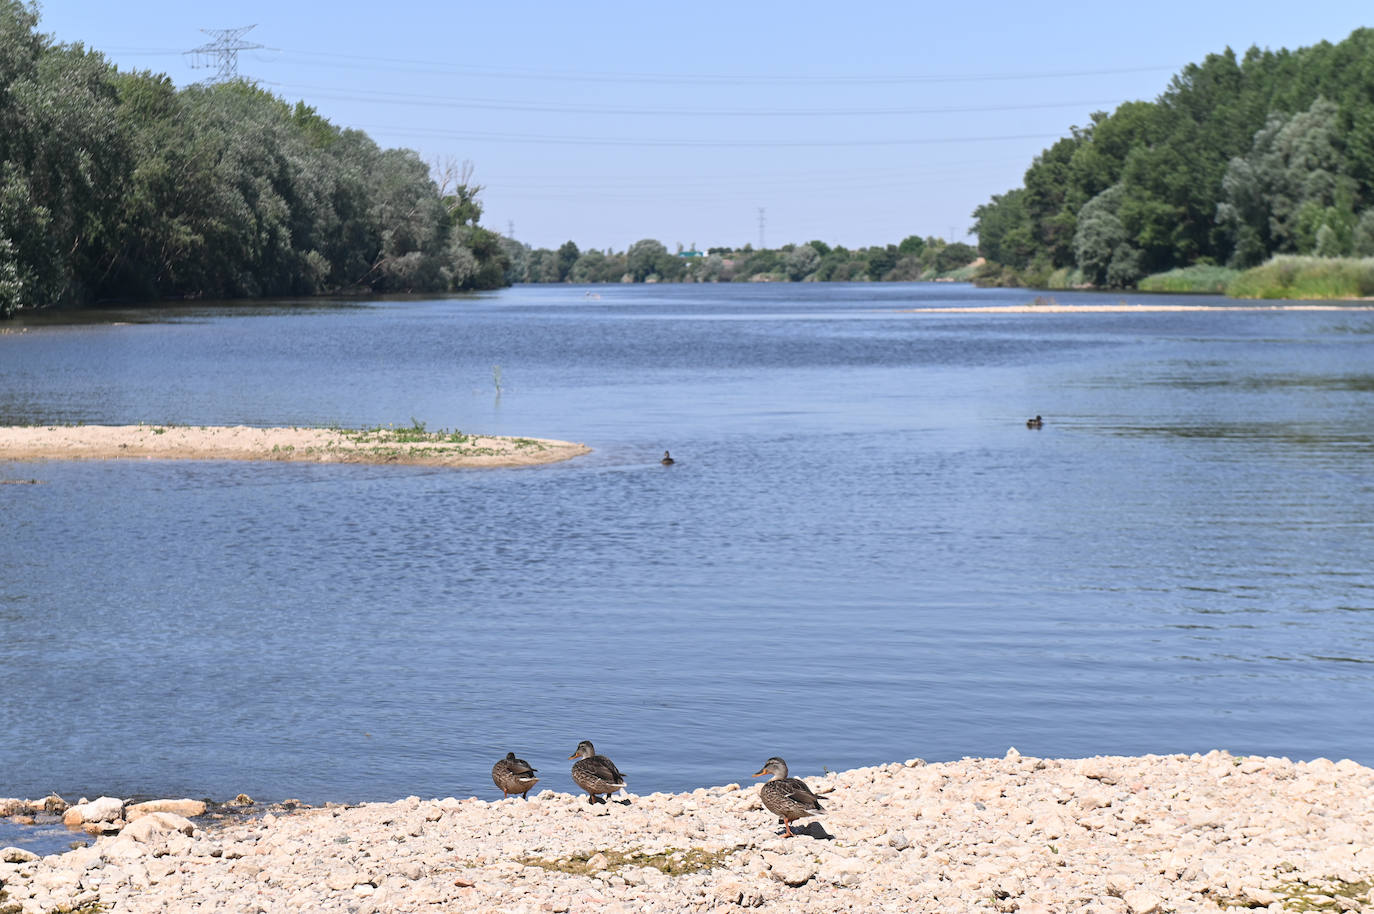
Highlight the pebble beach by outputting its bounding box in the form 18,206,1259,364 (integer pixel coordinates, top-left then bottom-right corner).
3,749,1372,913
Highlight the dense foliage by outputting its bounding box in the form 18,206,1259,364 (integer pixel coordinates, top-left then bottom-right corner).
0,2,505,318
972,28,1374,288
503,236,978,284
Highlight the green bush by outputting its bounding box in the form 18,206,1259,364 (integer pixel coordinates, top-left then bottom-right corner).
1226,256,1374,299
1137,265,1241,293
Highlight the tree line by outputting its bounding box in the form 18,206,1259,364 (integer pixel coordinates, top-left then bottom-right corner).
0,2,507,319
971,27,1374,288
501,236,979,284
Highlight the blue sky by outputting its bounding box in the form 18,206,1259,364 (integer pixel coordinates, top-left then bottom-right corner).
33,1,1372,252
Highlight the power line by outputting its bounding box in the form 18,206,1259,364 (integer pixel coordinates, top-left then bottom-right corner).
258,81,1126,119
268,49,1181,86
185,25,263,83
355,125,1066,149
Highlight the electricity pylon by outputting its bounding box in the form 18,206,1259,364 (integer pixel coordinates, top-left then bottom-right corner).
186,26,263,83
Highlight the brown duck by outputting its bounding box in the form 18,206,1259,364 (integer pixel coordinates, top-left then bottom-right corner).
491,751,539,799
752,756,825,837
569,740,627,804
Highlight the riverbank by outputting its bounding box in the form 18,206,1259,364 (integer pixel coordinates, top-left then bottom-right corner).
0,424,590,468
901,302,1371,313
2,750,1371,913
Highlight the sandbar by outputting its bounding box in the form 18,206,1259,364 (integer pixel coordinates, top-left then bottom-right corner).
0,424,590,468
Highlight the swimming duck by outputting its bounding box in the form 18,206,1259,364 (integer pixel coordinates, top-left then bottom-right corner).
1026,415,1044,429
752,756,825,837
491,751,539,799
661,450,675,465
569,740,627,804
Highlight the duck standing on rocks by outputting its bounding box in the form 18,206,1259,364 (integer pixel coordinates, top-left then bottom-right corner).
491,752,539,799
752,756,825,837
569,740,627,804
661,450,675,465
1026,415,1044,429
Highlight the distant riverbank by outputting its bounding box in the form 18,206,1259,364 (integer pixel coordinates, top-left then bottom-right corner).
980,256,1374,301
0,424,590,468
900,301,1372,314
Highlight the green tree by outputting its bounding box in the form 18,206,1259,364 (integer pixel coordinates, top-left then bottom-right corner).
972,189,1034,269
896,234,925,256
784,243,820,280
556,240,579,282
626,238,665,280
1073,184,1141,286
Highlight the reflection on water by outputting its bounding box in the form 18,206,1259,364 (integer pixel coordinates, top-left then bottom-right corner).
1,283,1372,806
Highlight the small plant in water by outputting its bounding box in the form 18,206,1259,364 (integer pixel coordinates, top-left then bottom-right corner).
492,364,503,394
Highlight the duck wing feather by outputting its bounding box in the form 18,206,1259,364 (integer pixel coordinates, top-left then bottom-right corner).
762,777,825,819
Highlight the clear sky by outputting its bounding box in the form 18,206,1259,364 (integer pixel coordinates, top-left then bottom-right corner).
31,1,1372,252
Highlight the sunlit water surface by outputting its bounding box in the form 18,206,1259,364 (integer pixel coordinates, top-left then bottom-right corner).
2,284,1372,836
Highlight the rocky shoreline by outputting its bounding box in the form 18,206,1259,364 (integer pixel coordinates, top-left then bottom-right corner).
2,750,1372,913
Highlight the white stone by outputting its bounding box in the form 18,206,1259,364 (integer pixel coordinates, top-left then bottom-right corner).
62,795,124,825
125,799,206,821
1123,889,1163,914
121,812,197,844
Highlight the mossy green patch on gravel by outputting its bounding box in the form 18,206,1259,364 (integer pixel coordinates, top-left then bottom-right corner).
1269,878,1372,911
518,846,736,876
1215,877,1373,911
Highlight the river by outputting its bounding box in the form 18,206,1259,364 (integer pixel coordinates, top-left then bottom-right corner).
2,282,1371,814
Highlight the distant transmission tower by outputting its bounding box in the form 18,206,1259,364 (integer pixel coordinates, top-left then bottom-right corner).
757,207,767,249
186,25,263,83
508,220,516,239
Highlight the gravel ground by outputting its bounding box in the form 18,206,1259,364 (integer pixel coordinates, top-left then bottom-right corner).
2,749,1372,913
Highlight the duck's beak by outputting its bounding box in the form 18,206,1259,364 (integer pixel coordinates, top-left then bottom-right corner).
568,753,578,759
752,770,768,778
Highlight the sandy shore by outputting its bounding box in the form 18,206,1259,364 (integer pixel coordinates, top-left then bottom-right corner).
2,750,1371,913
901,303,1374,313
0,424,590,468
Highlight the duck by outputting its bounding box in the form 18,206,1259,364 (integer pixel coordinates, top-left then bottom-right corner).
661,450,675,465
1026,415,1044,429
491,751,539,799
752,756,825,837
569,740,627,804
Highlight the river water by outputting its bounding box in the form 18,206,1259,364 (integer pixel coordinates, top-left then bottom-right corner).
2,282,1372,814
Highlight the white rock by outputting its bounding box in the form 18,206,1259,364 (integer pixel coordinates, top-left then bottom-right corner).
62,796,124,825
125,799,206,821
121,812,197,844
1123,889,1163,914
1077,759,1120,785
1,846,39,863
763,852,817,887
